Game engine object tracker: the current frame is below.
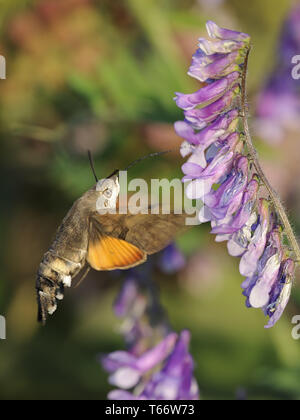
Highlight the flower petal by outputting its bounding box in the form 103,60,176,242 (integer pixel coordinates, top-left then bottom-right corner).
188,51,239,82
174,72,239,110
102,351,137,373
184,86,239,129
198,38,246,55
206,21,250,43
239,199,270,277
108,390,141,400
249,253,282,308
109,367,141,389
264,259,295,328
135,332,177,372
211,177,259,235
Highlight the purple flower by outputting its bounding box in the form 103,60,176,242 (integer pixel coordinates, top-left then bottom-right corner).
210,177,259,235
199,154,248,222
227,212,258,256
103,270,200,400
239,199,270,277
175,71,239,111
159,244,186,274
241,227,284,309
112,274,148,352
184,148,234,200
255,91,300,144
206,20,250,42
102,333,177,389
254,4,300,143
264,259,294,328
114,275,140,318
175,109,239,147
198,38,246,55
188,51,240,82
106,331,199,401
175,20,296,327
140,331,199,400
184,86,239,130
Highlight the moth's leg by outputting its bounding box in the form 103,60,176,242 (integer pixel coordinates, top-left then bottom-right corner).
73,265,91,288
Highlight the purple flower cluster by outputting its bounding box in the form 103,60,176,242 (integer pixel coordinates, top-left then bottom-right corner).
102,273,199,400
103,330,199,400
159,244,186,274
175,21,296,328
255,4,300,144
113,273,149,355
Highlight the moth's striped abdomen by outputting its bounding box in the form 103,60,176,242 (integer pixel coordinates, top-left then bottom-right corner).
37,248,86,323
36,189,97,323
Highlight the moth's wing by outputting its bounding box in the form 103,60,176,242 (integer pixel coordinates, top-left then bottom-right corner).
123,212,188,255
92,206,189,256
87,216,147,271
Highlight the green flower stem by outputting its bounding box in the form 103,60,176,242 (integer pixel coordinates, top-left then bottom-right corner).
240,47,300,265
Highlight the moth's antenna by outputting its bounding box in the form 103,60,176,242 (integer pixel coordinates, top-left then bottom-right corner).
124,150,172,172
107,169,120,179
107,149,177,179
88,150,98,182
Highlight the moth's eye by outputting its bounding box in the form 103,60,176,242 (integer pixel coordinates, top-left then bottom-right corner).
104,188,112,198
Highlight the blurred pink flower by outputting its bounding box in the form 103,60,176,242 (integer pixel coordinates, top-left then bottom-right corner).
254,4,300,144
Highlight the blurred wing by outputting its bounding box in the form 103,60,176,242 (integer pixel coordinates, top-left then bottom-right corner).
87,217,146,271
124,212,188,254
92,207,189,256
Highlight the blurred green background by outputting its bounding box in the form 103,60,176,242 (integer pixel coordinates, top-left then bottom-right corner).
1,0,300,400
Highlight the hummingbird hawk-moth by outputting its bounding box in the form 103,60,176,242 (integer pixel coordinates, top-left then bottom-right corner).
36,155,188,324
